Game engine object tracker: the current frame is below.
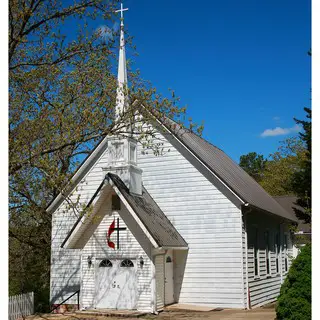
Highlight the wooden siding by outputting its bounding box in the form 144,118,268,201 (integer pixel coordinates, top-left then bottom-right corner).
246,211,294,307
50,146,154,312
50,149,109,305
137,134,244,309
155,255,165,311
81,210,153,312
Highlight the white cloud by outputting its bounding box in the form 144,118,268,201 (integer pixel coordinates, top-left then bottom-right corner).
260,124,301,137
273,116,280,121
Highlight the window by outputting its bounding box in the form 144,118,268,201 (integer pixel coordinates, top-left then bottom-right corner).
99,259,112,267
265,231,271,276
254,227,259,277
120,259,134,267
112,195,121,210
166,256,172,263
130,144,136,163
284,234,288,272
275,233,280,274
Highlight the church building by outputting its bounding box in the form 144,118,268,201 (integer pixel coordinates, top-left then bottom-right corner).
49,4,297,313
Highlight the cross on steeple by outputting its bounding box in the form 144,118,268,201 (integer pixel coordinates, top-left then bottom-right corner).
114,3,129,120
115,3,128,26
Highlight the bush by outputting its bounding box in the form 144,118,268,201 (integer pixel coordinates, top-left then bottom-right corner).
276,243,311,320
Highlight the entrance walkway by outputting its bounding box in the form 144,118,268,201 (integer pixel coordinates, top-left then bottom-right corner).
24,306,276,320
151,308,276,320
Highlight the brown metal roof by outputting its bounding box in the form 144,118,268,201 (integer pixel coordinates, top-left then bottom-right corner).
157,116,297,222
108,173,188,248
273,195,311,232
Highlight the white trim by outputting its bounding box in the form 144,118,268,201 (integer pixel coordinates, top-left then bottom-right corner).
151,256,156,314
253,225,260,279
47,136,109,213
283,232,289,274
157,246,188,251
279,224,284,284
243,215,250,309
265,229,271,277
62,185,112,249
110,182,159,249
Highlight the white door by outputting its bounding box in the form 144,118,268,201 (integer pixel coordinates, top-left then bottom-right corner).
164,250,174,305
95,258,137,309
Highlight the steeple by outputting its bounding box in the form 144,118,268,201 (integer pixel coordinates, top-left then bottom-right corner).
115,3,129,120
105,3,143,196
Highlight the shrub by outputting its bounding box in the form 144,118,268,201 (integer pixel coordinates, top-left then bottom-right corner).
276,243,311,320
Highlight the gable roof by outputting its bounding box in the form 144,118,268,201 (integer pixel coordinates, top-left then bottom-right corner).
150,113,296,222
62,173,188,249
273,195,311,233
48,103,296,222
108,173,188,248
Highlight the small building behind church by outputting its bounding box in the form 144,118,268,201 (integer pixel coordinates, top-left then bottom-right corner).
49,5,297,313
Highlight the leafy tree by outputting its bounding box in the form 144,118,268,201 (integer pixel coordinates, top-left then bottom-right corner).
291,108,311,224
9,0,200,311
276,244,311,320
259,137,307,196
239,152,267,182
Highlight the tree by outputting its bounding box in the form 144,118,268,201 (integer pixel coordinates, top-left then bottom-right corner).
276,244,311,320
239,152,267,182
9,0,201,311
259,137,307,196
291,108,311,224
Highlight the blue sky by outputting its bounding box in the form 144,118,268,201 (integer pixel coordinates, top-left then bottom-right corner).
64,0,311,163
115,0,311,162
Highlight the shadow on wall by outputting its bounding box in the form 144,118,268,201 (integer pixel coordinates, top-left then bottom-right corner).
173,250,188,303
50,261,80,309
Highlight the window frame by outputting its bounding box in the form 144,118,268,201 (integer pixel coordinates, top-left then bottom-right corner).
99,259,113,267
265,230,271,277
275,233,280,275
253,226,260,279
120,259,134,267
284,233,289,273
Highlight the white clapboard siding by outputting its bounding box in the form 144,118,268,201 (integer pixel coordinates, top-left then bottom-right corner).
246,212,293,307
242,218,248,308
155,255,165,311
50,149,109,306
137,134,244,309
9,292,34,320
51,143,153,312
81,209,153,312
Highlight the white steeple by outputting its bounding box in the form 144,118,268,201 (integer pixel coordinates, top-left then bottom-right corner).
115,3,129,120
105,3,143,196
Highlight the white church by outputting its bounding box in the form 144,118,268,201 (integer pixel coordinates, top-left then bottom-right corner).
49,4,297,313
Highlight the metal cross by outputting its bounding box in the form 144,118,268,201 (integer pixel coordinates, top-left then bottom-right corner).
115,3,129,20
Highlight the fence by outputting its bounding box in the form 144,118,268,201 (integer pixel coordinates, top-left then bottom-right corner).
8,292,34,320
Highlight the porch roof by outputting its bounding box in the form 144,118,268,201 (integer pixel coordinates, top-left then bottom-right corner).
61,173,188,250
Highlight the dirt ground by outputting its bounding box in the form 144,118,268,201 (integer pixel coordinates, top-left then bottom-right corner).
24,307,276,320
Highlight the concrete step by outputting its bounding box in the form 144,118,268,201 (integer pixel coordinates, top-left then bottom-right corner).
75,309,148,318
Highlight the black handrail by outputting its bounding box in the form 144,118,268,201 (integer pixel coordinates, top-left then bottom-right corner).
50,290,80,313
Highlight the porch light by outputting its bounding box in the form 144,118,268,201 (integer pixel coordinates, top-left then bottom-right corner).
87,256,92,267
139,256,144,268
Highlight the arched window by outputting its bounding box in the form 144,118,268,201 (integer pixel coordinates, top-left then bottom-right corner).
166,256,172,263
99,259,112,267
120,259,134,267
